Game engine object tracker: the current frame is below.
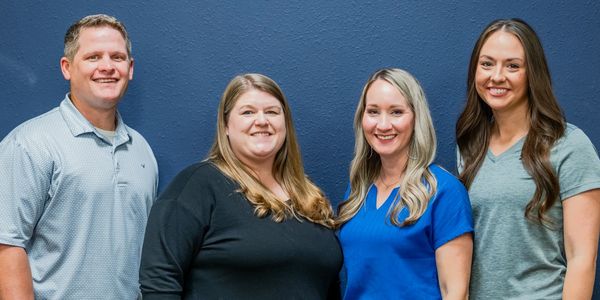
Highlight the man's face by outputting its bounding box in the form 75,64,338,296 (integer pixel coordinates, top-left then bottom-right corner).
60,26,133,114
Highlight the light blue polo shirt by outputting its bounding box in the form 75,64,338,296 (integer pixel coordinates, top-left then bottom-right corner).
0,94,158,299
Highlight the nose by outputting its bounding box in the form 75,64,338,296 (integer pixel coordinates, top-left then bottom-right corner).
376,114,392,131
254,112,269,126
491,66,505,82
98,57,115,72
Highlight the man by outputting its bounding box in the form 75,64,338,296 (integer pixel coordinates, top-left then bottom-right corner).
0,14,158,299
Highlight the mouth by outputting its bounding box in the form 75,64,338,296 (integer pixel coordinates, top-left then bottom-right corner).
488,87,508,96
375,134,396,140
251,132,272,136
94,78,118,83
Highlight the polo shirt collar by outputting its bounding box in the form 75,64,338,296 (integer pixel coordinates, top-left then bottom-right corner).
59,93,131,146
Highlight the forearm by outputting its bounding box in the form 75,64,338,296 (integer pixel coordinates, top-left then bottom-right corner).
562,256,596,299
440,282,469,300
0,245,34,300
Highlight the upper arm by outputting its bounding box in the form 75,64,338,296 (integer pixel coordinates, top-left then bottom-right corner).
563,189,600,261
139,168,213,296
0,244,34,299
435,233,473,289
0,135,52,247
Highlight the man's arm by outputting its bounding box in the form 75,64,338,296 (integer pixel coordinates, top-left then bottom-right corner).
0,244,34,300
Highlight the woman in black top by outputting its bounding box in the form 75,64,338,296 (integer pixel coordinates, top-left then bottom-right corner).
139,73,342,299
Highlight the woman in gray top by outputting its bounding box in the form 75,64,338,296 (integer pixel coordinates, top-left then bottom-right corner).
456,19,600,299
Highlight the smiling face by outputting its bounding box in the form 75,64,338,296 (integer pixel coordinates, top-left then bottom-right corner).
475,30,528,115
362,79,414,162
60,26,133,116
226,89,287,169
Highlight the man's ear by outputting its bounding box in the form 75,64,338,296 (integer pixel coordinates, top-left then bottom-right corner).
60,57,71,80
128,58,134,80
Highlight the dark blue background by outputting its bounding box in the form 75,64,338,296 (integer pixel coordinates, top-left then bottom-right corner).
2,1,599,297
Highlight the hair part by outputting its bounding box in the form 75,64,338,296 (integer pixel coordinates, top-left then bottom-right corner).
336,68,437,227
456,18,565,226
207,73,335,228
64,14,132,61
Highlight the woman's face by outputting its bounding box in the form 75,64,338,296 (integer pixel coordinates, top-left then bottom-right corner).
475,30,528,115
226,89,286,168
362,79,414,162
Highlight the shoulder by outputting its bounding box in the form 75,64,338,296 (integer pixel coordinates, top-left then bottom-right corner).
555,123,595,148
1,107,62,150
427,164,470,209
551,123,598,160
429,164,467,193
160,161,235,201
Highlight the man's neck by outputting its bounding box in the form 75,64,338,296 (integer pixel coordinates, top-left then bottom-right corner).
69,94,117,131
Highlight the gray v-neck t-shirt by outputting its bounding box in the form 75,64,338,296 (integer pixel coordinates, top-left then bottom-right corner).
460,123,600,299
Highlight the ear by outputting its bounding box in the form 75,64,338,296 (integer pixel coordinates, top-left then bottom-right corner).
60,57,71,80
128,58,134,80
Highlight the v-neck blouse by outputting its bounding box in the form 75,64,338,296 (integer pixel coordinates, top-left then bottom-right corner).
338,164,473,299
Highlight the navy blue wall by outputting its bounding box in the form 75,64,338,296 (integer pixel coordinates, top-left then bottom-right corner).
2,1,599,296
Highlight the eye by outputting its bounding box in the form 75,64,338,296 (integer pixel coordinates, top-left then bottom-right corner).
112,55,127,62
266,109,280,115
366,109,379,115
88,55,100,61
241,110,254,115
479,60,493,68
391,109,404,116
507,63,521,71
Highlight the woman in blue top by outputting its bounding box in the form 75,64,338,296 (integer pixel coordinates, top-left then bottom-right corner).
337,68,473,299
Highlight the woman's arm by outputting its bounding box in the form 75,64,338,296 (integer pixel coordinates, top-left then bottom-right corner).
562,189,600,299
435,233,473,300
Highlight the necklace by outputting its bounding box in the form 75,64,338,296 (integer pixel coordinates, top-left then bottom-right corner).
378,175,400,190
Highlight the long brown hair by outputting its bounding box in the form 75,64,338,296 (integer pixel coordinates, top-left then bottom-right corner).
456,19,565,226
208,73,335,228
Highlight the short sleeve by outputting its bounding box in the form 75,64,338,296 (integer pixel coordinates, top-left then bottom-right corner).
0,133,52,248
430,170,474,249
139,164,215,299
552,127,600,200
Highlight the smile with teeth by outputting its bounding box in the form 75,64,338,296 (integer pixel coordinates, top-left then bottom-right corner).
251,132,271,136
376,134,396,140
489,88,508,96
94,78,118,83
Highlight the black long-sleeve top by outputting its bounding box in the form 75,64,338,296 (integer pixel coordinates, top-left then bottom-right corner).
139,161,343,299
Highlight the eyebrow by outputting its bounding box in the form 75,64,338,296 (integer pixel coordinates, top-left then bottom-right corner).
479,55,524,62
238,105,282,110
365,103,409,109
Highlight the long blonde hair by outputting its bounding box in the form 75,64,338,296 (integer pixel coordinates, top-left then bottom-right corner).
337,68,437,227
208,73,335,228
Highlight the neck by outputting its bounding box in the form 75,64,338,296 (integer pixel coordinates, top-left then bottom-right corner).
243,157,276,183
243,158,288,200
492,105,530,141
379,152,408,182
69,95,117,131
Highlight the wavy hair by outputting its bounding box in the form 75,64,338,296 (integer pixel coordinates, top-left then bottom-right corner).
337,68,437,227
456,19,565,226
208,73,335,228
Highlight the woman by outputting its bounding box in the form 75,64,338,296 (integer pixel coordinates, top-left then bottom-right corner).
456,19,600,299
139,73,342,299
337,68,473,299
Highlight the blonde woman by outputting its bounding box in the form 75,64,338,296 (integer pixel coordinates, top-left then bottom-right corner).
337,68,473,299
140,74,342,299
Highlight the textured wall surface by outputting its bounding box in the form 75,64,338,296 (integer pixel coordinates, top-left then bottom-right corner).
1,1,599,297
